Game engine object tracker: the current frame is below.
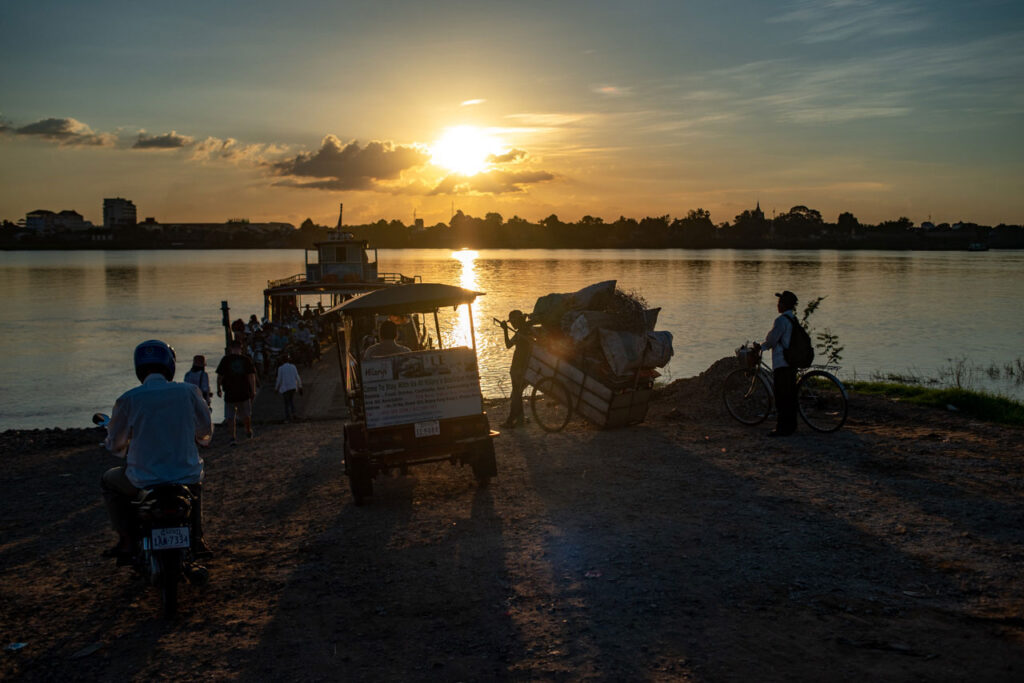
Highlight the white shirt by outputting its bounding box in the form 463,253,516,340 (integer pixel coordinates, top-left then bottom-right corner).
762,310,796,369
275,362,302,393
363,340,411,359
183,369,210,395
105,374,212,488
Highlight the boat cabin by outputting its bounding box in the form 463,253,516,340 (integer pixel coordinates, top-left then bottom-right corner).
306,232,378,284
262,230,418,323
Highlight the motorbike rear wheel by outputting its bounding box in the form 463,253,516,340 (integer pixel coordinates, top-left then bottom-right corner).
158,551,181,618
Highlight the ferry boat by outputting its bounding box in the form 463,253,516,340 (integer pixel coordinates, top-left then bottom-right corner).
262,229,419,323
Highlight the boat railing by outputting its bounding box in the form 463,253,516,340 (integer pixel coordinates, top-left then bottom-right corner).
268,271,420,289
267,273,306,289
380,272,421,284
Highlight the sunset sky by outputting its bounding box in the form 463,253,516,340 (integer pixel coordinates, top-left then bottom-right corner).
2,0,1022,227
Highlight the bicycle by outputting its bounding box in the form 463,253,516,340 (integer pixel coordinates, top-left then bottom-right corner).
722,343,848,432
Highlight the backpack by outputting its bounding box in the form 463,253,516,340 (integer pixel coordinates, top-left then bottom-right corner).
783,316,815,368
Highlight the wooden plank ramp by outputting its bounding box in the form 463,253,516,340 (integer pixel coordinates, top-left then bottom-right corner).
251,346,349,423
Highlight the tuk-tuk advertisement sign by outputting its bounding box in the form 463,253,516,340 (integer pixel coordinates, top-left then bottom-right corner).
361,347,483,429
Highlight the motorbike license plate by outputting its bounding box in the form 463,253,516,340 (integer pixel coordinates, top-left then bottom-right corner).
151,526,190,550
414,420,440,438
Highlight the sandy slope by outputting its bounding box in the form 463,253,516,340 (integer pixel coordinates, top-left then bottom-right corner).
2,364,1023,681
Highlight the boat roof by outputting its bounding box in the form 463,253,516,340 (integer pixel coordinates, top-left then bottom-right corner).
328,283,483,316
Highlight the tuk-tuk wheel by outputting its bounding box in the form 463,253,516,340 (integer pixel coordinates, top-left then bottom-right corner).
472,444,498,487
345,444,373,505
349,468,373,505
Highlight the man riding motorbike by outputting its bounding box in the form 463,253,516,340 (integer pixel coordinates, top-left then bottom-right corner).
100,339,214,561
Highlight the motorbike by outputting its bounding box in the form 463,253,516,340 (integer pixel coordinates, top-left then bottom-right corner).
94,413,209,618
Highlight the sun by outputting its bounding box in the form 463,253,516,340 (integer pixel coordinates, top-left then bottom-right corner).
430,126,502,176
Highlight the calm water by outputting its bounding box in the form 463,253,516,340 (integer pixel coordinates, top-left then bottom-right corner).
2,248,1022,429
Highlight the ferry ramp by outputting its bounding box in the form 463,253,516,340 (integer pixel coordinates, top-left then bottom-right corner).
251,346,349,423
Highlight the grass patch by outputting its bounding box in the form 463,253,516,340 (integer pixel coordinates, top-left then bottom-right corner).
847,381,1024,427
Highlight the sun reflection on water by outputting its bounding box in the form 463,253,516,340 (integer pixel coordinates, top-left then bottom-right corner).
447,249,478,349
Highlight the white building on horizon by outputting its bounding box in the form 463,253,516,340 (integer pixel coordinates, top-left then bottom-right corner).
103,197,137,229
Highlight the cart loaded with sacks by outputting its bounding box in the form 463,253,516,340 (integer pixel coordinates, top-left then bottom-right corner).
518,280,673,432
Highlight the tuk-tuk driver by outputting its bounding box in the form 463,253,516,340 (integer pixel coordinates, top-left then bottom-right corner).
363,320,411,359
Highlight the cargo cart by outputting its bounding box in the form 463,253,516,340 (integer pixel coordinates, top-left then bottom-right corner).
523,341,654,432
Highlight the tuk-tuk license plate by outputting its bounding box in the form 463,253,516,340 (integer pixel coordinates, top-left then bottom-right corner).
415,420,441,438
151,526,190,550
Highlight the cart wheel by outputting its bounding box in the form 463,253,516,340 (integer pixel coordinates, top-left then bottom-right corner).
345,442,373,505
531,376,572,433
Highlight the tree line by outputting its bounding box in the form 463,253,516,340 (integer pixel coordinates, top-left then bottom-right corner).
4,206,1023,250
323,207,1024,250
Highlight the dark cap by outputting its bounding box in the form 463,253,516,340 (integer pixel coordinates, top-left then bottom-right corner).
775,290,798,308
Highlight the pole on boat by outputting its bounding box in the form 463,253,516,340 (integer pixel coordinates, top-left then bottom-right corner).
221,301,232,353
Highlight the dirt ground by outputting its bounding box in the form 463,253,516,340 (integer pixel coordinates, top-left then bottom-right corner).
2,360,1023,681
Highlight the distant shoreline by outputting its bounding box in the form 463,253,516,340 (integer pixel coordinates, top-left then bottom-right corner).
1,243,1019,253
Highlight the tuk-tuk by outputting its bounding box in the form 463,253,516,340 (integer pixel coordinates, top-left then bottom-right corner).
334,283,498,504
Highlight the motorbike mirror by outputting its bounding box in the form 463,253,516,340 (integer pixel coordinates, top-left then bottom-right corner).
92,413,110,427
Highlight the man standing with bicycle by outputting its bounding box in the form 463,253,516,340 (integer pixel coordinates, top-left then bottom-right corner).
762,290,799,436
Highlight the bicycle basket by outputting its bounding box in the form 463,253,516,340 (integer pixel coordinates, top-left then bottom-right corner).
735,346,759,369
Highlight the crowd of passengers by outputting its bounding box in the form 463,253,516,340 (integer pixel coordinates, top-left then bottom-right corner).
229,305,328,378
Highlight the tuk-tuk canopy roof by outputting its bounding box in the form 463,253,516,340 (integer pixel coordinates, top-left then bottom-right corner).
328,283,483,316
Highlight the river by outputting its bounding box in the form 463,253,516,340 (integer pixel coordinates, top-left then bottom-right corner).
2,248,1022,429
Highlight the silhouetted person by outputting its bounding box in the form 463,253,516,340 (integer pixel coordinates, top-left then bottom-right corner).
500,310,535,428
761,290,799,436
183,354,212,408
216,340,257,445
274,354,303,421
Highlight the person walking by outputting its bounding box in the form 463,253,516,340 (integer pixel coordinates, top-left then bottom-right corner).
275,354,303,421
761,290,800,437
215,340,257,445
183,354,212,408
499,310,535,429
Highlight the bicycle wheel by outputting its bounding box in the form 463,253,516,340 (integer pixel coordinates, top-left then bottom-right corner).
531,376,572,432
722,368,772,425
797,370,848,432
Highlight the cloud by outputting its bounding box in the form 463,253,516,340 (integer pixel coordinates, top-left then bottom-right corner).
11,117,114,146
504,113,588,128
428,169,555,195
191,136,286,163
703,31,1024,125
460,99,486,107
271,134,429,190
593,85,630,97
132,130,194,149
770,0,928,43
487,148,528,164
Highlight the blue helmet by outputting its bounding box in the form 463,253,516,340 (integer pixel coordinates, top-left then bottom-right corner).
134,339,176,382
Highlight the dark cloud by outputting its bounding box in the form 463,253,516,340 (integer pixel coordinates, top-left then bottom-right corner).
487,148,528,164
132,131,193,149
13,117,114,146
428,169,555,195
271,134,429,190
